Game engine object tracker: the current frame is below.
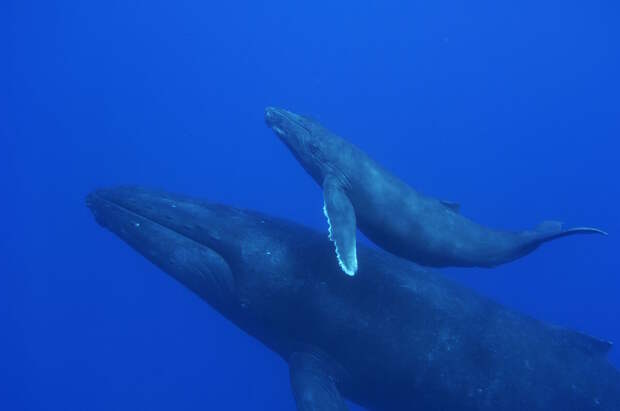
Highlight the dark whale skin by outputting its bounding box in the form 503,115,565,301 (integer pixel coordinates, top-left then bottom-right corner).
87,186,620,411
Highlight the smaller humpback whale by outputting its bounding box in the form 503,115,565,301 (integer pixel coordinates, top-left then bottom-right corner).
264,106,607,275
87,186,620,411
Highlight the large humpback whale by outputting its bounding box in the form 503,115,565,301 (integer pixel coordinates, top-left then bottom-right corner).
87,186,620,411
264,107,607,276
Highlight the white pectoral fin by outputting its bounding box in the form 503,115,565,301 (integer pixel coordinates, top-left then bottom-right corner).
323,178,357,276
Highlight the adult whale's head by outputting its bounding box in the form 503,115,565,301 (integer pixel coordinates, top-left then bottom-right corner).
85,186,330,333
265,106,341,183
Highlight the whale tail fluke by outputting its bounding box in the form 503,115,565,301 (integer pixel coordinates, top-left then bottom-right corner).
533,220,608,245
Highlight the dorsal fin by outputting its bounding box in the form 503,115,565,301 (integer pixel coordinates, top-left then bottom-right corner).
558,327,613,357
440,200,460,213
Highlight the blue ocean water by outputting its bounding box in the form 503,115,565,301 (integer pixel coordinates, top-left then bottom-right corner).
2,1,619,410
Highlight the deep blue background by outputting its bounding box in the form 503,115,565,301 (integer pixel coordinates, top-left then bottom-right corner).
3,1,619,409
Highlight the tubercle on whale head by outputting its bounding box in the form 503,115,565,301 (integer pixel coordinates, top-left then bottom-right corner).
264,106,330,183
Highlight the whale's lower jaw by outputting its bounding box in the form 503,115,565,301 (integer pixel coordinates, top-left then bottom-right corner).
86,189,236,309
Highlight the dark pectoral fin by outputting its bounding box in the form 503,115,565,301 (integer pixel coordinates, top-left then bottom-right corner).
289,352,349,411
323,178,357,276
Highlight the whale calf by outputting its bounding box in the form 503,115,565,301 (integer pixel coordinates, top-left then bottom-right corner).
87,186,620,411
264,107,607,276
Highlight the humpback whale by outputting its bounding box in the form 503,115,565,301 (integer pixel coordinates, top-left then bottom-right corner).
87,186,620,411
264,106,607,276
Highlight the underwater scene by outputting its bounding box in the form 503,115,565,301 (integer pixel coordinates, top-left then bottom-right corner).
3,1,619,410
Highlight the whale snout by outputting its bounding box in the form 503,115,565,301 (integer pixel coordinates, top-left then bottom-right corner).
264,106,279,127
264,106,290,138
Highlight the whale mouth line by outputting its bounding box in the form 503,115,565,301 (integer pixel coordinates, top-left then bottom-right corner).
87,191,197,247
88,192,164,231
272,126,285,136
266,107,313,136
88,190,235,265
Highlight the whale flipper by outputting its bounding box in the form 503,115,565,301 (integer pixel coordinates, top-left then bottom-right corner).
323,177,357,276
289,352,349,411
